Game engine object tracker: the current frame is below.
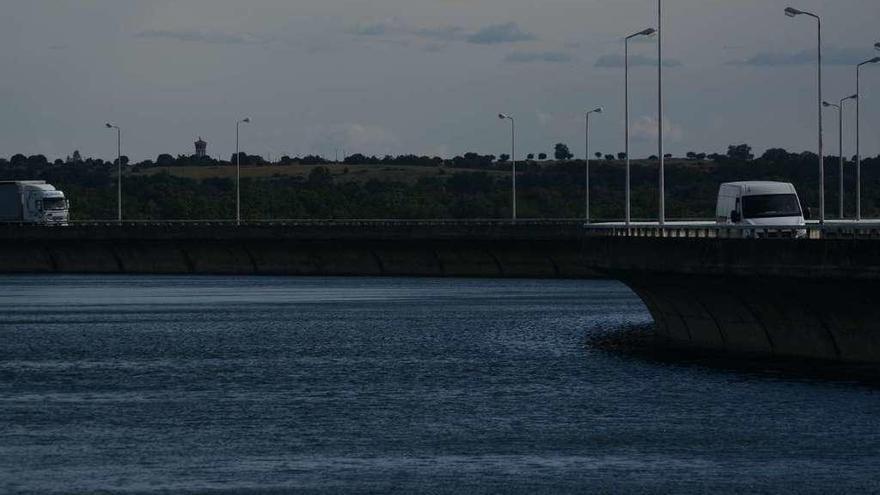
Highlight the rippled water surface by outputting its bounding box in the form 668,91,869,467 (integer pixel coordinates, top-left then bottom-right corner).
1,275,879,494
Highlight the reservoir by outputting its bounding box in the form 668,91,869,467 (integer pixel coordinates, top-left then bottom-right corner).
1,276,878,493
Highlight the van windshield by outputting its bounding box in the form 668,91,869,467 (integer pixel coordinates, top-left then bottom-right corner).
42,198,67,211
742,194,802,219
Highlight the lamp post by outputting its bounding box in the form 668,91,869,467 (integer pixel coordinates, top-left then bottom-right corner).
785,6,824,224
498,114,516,220
236,117,250,226
657,0,665,226
625,27,657,226
824,95,857,219
585,107,603,223
856,55,880,221
105,123,122,223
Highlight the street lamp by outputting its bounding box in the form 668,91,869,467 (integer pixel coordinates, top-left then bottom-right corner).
823,94,857,219
657,0,665,226
785,6,825,223
625,27,657,226
856,56,880,221
498,113,516,220
105,123,122,223
236,117,251,226
585,107,603,223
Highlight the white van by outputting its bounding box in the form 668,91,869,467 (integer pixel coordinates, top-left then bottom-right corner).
716,181,807,237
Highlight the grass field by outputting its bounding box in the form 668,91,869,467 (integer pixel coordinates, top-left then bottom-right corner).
133,159,710,183
134,163,512,183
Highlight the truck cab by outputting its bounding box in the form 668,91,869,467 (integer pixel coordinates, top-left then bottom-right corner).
0,181,69,225
27,183,69,225
716,181,806,238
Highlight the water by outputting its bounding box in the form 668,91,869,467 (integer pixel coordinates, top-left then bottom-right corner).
1,276,879,494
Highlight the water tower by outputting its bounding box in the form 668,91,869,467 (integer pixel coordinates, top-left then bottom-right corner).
195,137,207,158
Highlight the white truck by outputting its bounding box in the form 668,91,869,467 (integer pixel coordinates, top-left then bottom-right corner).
0,181,69,225
716,181,807,238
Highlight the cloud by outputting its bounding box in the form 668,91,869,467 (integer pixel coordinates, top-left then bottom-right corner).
350,18,406,37
413,26,466,42
730,47,873,67
351,20,535,46
304,123,402,157
135,29,263,45
632,116,684,143
504,51,573,63
467,22,536,45
594,54,682,68
351,19,464,42
349,20,536,52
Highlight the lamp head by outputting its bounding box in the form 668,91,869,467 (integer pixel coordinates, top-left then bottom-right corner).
590,107,604,114
498,113,509,120
242,117,251,123
875,42,880,51
105,123,113,128
640,28,657,37
822,101,833,107
872,56,880,63
784,7,802,17
847,94,859,100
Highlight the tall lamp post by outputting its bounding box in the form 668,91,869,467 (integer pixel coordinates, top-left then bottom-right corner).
657,0,665,226
105,123,122,223
625,27,657,225
498,114,517,220
785,6,824,223
856,54,880,221
236,117,251,226
823,95,857,219
584,107,603,223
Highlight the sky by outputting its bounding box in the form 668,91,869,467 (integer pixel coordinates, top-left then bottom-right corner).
2,0,880,163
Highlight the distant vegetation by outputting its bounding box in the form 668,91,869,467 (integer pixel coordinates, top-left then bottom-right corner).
2,143,879,221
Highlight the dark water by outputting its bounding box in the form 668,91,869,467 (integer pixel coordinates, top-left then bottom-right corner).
1,276,879,494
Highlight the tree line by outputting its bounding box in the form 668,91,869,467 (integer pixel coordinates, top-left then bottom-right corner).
2,144,880,221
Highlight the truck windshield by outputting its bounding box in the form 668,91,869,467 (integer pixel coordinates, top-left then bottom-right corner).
742,194,802,219
42,198,67,211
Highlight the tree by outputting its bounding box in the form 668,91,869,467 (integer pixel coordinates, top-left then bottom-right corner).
498,154,510,163
605,154,615,161
538,153,547,161
71,150,83,164
526,153,535,160
10,154,27,166
727,143,754,161
618,152,627,160
761,148,790,163
686,151,697,160
156,154,175,167
595,152,602,159
554,143,573,161
27,155,48,167
664,153,672,159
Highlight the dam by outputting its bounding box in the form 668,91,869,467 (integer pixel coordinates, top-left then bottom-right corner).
3,220,880,363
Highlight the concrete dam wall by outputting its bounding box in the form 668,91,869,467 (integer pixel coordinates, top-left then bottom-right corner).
4,224,880,362
0,223,598,279
583,237,880,363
